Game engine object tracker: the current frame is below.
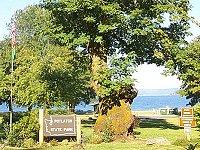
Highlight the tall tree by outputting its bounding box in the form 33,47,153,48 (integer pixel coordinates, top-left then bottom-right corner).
165,37,200,106
0,5,94,110
42,0,190,109
13,42,93,110
37,1,191,136
42,0,190,62
0,39,13,111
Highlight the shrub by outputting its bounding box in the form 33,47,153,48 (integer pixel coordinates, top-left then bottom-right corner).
49,139,59,146
61,139,68,146
101,127,113,143
186,143,198,150
194,104,200,128
88,134,103,144
71,143,85,150
22,138,36,148
6,110,39,147
47,109,74,115
94,100,134,140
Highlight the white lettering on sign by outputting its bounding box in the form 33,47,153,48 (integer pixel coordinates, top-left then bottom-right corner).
44,115,76,136
64,128,73,132
183,112,191,115
50,128,63,132
53,119,73,124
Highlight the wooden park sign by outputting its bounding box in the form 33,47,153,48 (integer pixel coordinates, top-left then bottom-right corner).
179,107,196,141
44,115,77,136
179,108,196,128
39,109,81,145
179,117,196,128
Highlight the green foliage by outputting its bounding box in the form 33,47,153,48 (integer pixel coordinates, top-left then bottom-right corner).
85,133,103,144
165,39,200,106
173,138,190,147
94,101,134,139
47,108,74,115
41,0,190,116
71,143,85,150
13,42,92,109
186,143,198,150
173,138,198,149
49,139,59,146
6,110,39,147
94,52,137,98
101,127,113,143
11,5,56,45
194,104,200,128
0,40,13,106
61,139,68,146
22,138,36,148
0,5,94,109
43,0,190,65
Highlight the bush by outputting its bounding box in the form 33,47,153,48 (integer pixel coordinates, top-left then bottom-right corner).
88,134,103,144
94,100,134,140
49,139,59,146
71,143,85,150
22,138,36,148
194,104,200,128
101,127,113,143
61,139,68,146
186,143,198,150
6,110,39,147
47,109,74,115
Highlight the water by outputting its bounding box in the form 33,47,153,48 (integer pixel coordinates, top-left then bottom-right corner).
0,103,27,112
132,95,189,110
76,95,189,111
0,95,189,112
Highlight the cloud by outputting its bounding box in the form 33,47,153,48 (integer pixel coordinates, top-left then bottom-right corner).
133,64,182,89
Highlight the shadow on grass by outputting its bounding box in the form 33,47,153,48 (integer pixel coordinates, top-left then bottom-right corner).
139,118,180,130
80,117,180,130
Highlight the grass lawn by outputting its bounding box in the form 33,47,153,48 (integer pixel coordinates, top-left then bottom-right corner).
11,116,197,150
38,141,185,150
135,117,200,142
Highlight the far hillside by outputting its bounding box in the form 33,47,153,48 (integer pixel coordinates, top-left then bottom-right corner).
138,88,179,96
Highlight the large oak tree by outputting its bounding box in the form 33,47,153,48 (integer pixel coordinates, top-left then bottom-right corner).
42,0,190,110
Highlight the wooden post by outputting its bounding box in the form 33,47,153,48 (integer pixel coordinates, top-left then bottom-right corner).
39,109,44,145
186,133,191,141
184,124,191,141
76,115,81,144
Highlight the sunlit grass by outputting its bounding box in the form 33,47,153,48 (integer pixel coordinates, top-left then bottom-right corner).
3,116,200,150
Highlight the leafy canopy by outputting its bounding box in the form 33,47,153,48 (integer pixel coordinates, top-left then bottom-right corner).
165,38,200,106
0,6,94,109
42,0,190,64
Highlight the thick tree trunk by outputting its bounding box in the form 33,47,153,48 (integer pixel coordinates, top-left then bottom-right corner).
89,46,137,138
90,54,107,95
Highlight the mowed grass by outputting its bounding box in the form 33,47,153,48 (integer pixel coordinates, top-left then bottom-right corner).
135,117,200,142
32,116,200,150
41,141,185,150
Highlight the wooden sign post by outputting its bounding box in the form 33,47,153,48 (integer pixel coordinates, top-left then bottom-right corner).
179,108,196,141
39,109,44,145
39,109,81,145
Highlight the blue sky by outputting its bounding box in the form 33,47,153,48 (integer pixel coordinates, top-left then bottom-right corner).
0,0,199,41
0,0,200,89
0,0,39,40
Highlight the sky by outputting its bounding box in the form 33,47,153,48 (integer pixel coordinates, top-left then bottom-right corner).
0,0,200,90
